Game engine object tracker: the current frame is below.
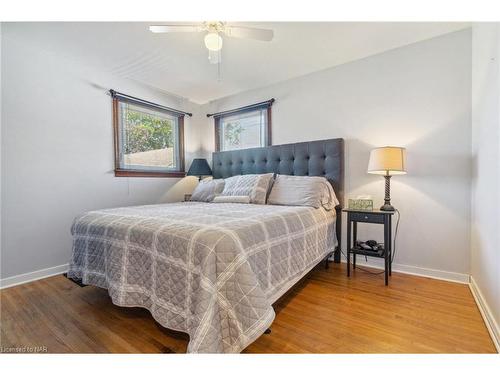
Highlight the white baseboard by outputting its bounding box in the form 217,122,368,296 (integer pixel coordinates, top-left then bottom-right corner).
469,277,500,353
3,258,468,290
0,264,69,290
339,256,470,284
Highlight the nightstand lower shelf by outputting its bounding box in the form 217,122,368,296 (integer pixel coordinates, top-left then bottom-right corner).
350,247,385,258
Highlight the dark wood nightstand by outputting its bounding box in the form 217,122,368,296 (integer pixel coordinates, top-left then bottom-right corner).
343,209,394,285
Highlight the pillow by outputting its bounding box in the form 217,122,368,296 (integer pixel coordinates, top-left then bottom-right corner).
267,175,340,210
212,195,251,204
190,178,225,202
220,173,274,205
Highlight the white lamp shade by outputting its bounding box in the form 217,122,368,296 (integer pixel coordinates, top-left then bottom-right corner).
367,146,407,175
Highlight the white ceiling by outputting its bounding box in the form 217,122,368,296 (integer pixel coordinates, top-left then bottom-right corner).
5,22,470,103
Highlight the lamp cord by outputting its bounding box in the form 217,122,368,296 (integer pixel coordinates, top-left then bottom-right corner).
340,208,401,275
391,208,401,264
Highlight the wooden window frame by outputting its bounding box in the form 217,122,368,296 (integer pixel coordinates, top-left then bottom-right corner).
211,100,274,152
112,94,186,178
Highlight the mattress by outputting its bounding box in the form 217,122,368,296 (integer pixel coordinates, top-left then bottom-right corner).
68,202,336,353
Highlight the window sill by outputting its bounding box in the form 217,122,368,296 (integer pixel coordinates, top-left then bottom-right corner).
114,169,186,178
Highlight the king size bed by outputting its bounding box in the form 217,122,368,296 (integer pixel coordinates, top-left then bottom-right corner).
68,138,344,353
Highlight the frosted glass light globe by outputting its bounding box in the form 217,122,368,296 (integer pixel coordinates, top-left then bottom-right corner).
204,32,223,51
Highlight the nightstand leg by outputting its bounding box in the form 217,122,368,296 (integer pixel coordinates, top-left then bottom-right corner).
388,216,392,276
353,222,357,269
385,255,389,285
347,215,351,277
384,215,389,285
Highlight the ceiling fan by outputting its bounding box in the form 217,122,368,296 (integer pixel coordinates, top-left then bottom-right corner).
149,22,274,64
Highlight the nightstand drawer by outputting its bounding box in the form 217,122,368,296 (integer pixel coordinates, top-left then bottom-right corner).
349,211,385,224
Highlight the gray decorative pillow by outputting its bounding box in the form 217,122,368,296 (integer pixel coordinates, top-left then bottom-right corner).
221,173,274,205
268,175,339,210
190,179,225,202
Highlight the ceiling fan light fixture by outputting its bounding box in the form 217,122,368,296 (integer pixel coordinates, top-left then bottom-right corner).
204,32,223,51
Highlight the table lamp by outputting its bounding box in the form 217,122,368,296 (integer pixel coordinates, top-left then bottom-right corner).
367,146,407,211
187,158,212,181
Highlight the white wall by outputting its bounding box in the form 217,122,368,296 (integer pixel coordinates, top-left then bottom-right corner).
0,28,200,279
200,30,473,280
471,23,500,345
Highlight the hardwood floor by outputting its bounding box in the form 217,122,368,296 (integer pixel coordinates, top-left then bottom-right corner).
0,263,496,353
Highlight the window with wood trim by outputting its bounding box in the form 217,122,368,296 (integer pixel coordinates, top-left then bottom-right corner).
213,100,273,152
112,91,186,177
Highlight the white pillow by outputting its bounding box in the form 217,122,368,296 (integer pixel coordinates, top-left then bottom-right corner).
220,173,274,205
212,195,251,204
267,175,339,210
190,178,225,202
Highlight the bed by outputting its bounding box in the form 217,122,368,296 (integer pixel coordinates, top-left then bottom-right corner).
68,138,344,353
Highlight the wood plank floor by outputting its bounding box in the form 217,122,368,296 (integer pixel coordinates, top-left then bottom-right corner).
0,263,496,353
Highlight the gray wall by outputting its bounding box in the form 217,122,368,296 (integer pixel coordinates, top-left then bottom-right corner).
200,30,473,279
471,23,500,342
0,28,200,279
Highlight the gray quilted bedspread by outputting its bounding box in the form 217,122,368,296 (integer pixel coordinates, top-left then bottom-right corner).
68,202,336,353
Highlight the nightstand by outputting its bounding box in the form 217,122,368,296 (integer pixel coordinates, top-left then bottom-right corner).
184,194,192,202
343,209,394,285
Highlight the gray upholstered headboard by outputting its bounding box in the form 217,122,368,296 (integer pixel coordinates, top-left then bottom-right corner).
212,138,344,262
212,138,344,206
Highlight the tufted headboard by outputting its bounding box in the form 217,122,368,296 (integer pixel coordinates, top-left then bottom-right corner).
212,138,344,262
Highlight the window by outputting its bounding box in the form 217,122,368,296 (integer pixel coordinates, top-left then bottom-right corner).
212,100,273,152
112,91,189,177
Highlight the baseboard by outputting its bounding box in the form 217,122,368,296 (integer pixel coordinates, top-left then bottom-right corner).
469,277,500,353
2,257,470,289
339,257,470,284
0,264,69,290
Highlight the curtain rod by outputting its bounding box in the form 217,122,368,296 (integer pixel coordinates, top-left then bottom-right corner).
206,98,275,118
109,89,193,117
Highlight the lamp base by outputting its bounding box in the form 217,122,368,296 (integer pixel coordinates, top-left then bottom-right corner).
380,203,395,211
380,175,395,211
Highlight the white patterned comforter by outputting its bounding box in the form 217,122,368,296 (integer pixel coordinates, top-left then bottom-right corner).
68,202,336,353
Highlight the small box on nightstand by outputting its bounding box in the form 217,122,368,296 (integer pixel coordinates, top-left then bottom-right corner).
348,198,373,211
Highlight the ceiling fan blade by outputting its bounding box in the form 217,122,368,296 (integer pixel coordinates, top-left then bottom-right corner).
208,50,221,64
149,25,202,33
224,26,274,41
